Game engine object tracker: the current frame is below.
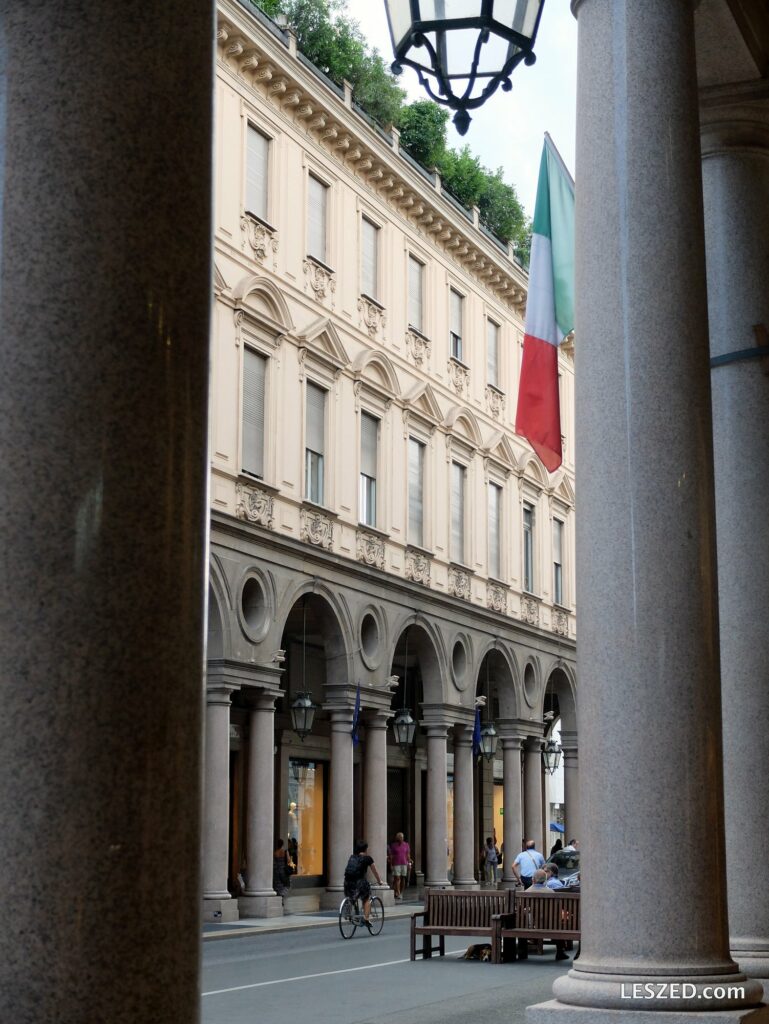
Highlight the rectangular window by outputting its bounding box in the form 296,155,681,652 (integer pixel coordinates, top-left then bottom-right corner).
361,218,379,300
246,125,269,221
487,319,499,388
408,437,425,548
359,412,378,528
242,348,267,478
408,256,423,333
553,518,564,605
451,461,466,564
450,289,463,361
523,502,535,593
308,174,328,264
488,482,501,580
305,382,326,505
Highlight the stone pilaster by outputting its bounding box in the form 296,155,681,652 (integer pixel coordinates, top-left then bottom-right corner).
424,723,451,888
533,1,765,1018
560,730,580,846
203,684,239,922
701,85,769,987
320,707,354,908
239,695,283,918
451,724,478,889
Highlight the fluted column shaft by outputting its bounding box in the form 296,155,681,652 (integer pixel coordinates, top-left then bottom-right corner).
702,92,769,983
243,697,277,896
523,740,544,853
326,709,354,893
550,0,763,1012
0,3,211,1019
363,715,389,888
501,737,523,888
425,724,451,887
452,727,477,888
203,685,235,901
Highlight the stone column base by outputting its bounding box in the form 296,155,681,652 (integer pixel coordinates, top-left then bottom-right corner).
202,897,239,923
238,893,284,918
501,877,520,890
320,887,346,911
452,878,480,890
372,884,395,906
527,1000,769,1024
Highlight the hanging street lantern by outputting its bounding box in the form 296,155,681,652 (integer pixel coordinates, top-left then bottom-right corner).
479,720,498,762
542,736,562,774
291,692,317,741
384,0,547,135
392,706,417,754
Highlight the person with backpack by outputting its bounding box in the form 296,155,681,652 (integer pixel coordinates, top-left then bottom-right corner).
482,836,500,886
344,840,384,931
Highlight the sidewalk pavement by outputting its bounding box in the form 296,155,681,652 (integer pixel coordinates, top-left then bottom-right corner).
203,896,422,942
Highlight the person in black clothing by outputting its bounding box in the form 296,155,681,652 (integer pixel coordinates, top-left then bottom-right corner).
344,840,384,930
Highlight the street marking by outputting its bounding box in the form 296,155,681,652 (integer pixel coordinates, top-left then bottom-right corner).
202,957,415,996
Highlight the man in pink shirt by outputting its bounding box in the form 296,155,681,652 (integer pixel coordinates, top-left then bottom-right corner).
387,832,412,900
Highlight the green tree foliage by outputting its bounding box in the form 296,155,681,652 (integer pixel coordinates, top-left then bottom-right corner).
397,101,448,170
253,0,529,260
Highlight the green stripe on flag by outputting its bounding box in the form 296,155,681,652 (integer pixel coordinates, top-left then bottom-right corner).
532,137,575,340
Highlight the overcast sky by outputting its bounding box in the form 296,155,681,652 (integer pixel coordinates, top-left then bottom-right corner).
345,0,577,219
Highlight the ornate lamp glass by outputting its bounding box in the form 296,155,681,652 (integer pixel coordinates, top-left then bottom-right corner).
384,0,546,135
392,706,417,753
479,721,498,761
290,692,317,741
542,736,562,774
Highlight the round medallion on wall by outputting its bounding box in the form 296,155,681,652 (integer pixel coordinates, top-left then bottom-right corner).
450,635,471,692
237,569,273,644
359,606,385,671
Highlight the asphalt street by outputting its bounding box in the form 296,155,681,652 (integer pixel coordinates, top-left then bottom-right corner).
201,916,571,1024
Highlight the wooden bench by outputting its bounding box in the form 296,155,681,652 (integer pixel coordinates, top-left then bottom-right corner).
491,890,581,964
410,888,515,960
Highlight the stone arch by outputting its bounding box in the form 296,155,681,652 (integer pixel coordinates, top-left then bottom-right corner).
474,640,520,720
206,559,231,662
352,350,401,396
389,613,447,707
232,273,294,332
276,579,354,688
444,405,483,448
520,454,547,489
541,663,577,734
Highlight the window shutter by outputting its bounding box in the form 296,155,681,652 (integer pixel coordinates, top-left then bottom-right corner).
450,290,463,337
489,483,501,578
361,219,378,299
361,413,378,479
408,256,423,332
487,320,499,387
553,519,563,564
451,462,465,563
408,438,424,548
246,126,269,221
242,349,266,478
308,175,327,262
306,382,326,455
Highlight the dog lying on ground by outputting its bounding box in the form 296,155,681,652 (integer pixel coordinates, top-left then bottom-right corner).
462,943,492,961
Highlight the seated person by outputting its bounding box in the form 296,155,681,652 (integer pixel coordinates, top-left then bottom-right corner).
524,870,569,960
546,864,565,890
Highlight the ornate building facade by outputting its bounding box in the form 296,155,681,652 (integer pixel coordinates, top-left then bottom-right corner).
204,0,578,920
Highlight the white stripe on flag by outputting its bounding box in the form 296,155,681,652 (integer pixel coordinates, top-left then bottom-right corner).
524,233,560,347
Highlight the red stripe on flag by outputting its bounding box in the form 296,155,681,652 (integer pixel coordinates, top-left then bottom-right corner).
515,334,562,473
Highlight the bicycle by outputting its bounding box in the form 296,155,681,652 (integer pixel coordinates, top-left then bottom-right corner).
338,892,384,939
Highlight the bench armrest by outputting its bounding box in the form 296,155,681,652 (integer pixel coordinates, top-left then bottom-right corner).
411,911,426,922
492,912,516,926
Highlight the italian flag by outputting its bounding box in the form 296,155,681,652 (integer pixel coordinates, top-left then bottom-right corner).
515,134,575,473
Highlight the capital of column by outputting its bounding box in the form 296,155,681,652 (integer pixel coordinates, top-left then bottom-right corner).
700,82,769,158
422,722,450,740
326,708,354,731
364,710,391,731
453,724,474,749
206,683,236,706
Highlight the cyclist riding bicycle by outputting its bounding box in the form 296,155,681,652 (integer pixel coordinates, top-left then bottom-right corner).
343,840,384,931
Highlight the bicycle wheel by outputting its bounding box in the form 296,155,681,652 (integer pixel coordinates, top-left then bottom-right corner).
339,897,358,939
367,896,384,935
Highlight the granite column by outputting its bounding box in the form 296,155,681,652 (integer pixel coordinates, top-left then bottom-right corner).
425,724,451,888
500,734,523,888
523,738,544,854
203,684,238,922
701,88,769,987
451,725,477,889
240,695,283,918
322,708,354,907
364,713,391,902
560,731,580,845
534,0,765,1017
